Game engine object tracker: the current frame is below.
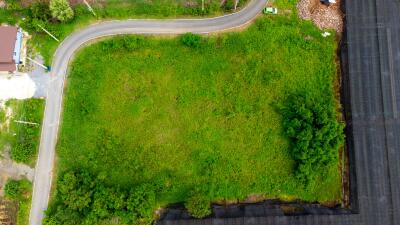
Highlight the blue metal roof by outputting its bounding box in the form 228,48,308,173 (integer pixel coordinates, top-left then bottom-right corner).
13,28,23,64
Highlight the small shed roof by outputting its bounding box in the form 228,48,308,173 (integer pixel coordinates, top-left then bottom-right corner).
0,26,18,63
0,63,16,72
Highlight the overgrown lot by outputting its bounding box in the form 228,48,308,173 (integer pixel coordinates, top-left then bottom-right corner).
46,15,344,224
0,99,44,165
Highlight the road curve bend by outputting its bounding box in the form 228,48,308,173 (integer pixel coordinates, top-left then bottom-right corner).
29,0,268,224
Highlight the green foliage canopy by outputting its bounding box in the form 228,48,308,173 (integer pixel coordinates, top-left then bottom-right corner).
4,180,22,200
29,1,51,21
50,0,74,22
281,93,344,184
45,170,157,224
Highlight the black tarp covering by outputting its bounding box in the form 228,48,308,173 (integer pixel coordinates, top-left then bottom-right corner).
159,0,400,224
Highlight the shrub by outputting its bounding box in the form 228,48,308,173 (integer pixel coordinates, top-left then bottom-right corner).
122,36,145,51
4,180,22,200
20,17,49,33
4,179,32,224
224,0,236,10
9,99,44,164
280,93,344,184
11,141,35,163
181,33,202,48
127,184,156,220
5,0,22,11
185,190,211,218
29,1,51,21
49,0,74,22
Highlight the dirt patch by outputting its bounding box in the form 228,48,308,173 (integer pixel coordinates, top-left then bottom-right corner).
0,148,34,197
0,198,17,225
241,193,266,203
297,0,344,33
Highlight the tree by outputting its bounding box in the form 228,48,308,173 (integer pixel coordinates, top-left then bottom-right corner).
185,190,211,218
29,1,51,21
280,93,344,184
49,0,74,22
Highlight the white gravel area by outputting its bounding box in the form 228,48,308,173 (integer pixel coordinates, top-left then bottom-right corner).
0,74,36,100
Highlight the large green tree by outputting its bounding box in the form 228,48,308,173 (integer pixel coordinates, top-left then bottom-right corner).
281,93,344,184
49,0,74,22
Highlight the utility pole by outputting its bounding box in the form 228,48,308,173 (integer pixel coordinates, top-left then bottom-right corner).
83,0,96,16
26,57,48,70
202,0,204,11
234,0,238,11
37,24,60,42
14,120,39,126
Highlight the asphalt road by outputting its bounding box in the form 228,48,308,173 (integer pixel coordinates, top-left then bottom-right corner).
29,0,268,224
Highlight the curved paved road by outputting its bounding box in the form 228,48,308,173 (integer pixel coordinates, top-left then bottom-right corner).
29,0,268,224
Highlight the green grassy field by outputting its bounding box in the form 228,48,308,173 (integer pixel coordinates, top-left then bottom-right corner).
55,13,341,214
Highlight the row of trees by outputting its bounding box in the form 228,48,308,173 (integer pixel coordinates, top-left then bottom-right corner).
44,170,212,224
280,93,344,184
44,171,157,224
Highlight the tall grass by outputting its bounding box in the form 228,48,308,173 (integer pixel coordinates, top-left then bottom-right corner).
1,99,45,166
57,15,342,208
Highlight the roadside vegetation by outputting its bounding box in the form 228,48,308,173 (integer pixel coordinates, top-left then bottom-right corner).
46,14,344,224
0,0,248,64
4,179,33,225
0,99,45,165
274,0,298,9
